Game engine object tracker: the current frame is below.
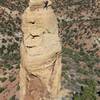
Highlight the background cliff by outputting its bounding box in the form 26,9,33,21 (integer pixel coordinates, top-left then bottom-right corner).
0,0,100,100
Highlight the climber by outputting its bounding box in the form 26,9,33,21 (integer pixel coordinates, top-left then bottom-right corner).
44,0,49,9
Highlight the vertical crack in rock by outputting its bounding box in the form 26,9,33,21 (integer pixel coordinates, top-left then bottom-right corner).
25,74,49,100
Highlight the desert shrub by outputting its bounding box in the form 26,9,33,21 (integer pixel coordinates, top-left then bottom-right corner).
0,45,6,55
4,63,13,70
0,0,6,4
77,68,89,75
63,47,100,66
62,47,73,56
9,76,16,82
0,0,29,13
94,69,100,77
0,87,5,93
0,77,7,82
62,47,82,63
16,84,20,91
9,95,16,100
73,79,96,100
71,52,82,63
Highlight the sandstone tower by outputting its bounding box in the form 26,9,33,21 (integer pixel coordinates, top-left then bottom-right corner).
20,0,62,99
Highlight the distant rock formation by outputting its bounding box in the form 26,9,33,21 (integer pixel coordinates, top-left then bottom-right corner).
20,0,62,100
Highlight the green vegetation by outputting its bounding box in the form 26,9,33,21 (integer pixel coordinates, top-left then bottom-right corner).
62,47,99,66
9,76,16,82
4,63,13,70
9,95,16,100
16,84,20,91
0,0,28,12
95,69,100,77
0,0,6,4
0,9,21,69
15,64,20,69
0,87,5,93
62,47,98,99
0,45,6,55
73,79,96,100
0,77,7,82
77,68,90,75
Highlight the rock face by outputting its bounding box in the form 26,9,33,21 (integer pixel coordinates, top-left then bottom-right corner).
20,0,62,100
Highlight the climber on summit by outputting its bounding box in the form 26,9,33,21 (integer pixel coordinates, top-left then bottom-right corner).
44,0,49,8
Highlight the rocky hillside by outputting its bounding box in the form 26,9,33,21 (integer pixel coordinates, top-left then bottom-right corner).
52,0,100,99
0,0,100,100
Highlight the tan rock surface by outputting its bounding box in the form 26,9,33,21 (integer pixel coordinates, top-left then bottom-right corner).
20,0,62,100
